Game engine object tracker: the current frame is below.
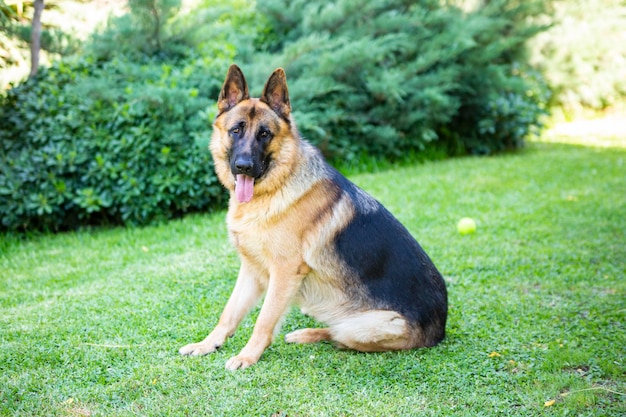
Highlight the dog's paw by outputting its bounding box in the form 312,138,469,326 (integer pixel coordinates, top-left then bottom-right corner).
179,341,219,356
225,354,257,370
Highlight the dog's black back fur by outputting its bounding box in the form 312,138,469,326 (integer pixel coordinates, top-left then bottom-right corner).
329,168,448,346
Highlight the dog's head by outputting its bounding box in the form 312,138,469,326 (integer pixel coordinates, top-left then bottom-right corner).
210,65,299,203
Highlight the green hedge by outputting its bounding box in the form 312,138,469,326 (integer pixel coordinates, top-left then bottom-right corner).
0,58,224,231
247,0,549,160
0,0,552,232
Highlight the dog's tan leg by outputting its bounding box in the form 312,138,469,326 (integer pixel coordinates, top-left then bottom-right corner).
329,310,418,352
285,328,332,344
179,260,265,356
224,263,306,370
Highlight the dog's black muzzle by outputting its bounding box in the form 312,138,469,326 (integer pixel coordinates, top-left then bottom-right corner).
230,152,264,179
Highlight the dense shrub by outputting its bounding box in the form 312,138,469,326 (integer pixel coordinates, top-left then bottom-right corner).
0,0,552,232
246,0,550,160
0,0,265,232
0,57,224,231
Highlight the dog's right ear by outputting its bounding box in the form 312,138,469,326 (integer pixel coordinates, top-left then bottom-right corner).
217,65,249,114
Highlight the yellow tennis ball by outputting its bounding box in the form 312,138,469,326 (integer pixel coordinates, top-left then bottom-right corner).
457,217,477,235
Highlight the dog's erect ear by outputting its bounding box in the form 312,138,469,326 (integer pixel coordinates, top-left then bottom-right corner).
260,68,291,119
217,65,249,113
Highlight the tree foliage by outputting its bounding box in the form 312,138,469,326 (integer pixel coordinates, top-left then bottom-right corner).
1,0,554,231
245,0,550,160
0,0,81,87
88,0,183,61
0,0,254,231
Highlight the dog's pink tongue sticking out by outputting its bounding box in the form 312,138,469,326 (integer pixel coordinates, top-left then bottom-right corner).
235,174,254,203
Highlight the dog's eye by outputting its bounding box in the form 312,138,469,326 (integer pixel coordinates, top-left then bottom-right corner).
230,122,246,137
258,129,271,140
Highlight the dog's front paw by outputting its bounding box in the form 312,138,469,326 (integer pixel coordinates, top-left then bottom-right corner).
179,341,219,356
225,354,257,370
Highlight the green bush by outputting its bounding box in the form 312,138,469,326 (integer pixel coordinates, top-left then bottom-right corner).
0,0,552,232
246,0,550,160
0,0,264,232
0,57,224,231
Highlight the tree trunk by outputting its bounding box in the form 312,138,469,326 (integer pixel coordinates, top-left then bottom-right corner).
29,0,44,78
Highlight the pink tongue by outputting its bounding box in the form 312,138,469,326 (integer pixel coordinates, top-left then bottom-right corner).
235,174,254,203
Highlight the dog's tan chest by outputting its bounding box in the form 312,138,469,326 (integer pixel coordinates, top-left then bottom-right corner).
229,218,301,266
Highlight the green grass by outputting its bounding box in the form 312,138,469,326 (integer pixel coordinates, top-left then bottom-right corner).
1,139,625,416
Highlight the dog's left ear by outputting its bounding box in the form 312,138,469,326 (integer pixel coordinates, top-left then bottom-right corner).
261,68,291,119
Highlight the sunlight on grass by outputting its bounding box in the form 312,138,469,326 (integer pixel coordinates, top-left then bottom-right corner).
538,113,626,148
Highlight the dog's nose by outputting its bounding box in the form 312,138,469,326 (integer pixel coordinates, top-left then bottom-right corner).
234,156,254,175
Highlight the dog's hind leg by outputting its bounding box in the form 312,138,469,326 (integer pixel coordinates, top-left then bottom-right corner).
285,328,332,344
328,310,420,352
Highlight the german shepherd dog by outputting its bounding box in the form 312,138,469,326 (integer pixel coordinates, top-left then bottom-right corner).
179,65,448,370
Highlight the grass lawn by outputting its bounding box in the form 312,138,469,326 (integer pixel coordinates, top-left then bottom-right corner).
1,133,625,416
